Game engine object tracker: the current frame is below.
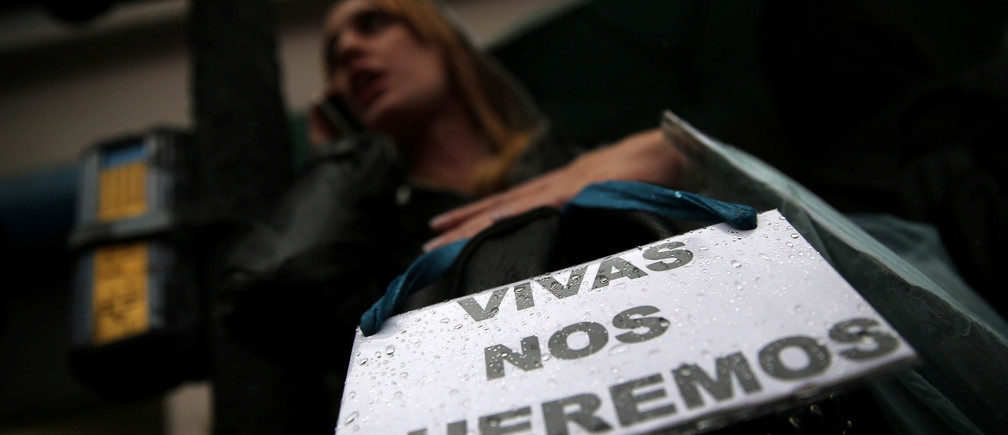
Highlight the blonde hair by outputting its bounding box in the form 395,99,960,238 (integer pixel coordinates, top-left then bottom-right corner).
334,0,544,195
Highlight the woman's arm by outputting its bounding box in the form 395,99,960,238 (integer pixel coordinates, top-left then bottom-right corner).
424,128,690,251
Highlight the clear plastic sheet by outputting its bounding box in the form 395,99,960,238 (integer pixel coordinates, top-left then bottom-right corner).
664,111,1008,434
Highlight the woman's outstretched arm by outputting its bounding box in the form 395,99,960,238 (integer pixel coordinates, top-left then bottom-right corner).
424,128,691,251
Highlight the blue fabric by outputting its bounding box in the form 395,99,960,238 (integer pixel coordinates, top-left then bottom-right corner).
359,238,468,336
359,181,757,336
566,180,757,229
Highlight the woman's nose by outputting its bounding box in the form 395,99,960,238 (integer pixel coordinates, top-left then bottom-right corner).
335,31,366,66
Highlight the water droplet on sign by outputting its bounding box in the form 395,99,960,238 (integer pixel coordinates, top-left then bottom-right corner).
487,416,502,427
345,411,358,425
385,345,395,356
731,260,742,268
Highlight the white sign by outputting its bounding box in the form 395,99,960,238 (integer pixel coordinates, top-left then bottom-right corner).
337,210,916,434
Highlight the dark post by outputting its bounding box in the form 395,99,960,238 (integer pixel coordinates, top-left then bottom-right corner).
188,0,327,433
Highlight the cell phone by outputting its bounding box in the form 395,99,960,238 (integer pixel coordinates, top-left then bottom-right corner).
315,94,363,137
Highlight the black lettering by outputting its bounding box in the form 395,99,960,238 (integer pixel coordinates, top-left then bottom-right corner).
673,352,762,409
479,407,531,435
759,336,830,380
609,374,677,426
408,420,466,435
830,317,899,360
542,393,612,434
458,287,508,322
485,337,543,380
535,266,587,299
593,257,647,289
612,305,668,343
643,241,694,271
513,282,534,311
447,421,467,435
548,322,609,360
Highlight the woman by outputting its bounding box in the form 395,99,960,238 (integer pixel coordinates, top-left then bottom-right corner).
310,0,689,254
224,0,690,357
297,3,1008,433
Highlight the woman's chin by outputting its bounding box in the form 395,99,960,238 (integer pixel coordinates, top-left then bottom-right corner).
362,104,418,138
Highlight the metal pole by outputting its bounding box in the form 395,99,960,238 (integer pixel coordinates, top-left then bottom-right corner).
188,0,327,432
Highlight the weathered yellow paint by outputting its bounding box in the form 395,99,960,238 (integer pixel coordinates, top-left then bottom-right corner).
92,242,149,345
98,162,146,221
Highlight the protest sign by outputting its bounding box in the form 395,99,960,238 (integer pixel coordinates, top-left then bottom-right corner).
337,210,916,434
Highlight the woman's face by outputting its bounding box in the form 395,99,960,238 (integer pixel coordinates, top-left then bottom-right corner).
323,0,452,137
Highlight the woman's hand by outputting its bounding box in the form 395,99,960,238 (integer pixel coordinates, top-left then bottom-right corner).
423,128,690,251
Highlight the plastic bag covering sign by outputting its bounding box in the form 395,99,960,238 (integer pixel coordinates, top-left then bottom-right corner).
337,210,916,434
